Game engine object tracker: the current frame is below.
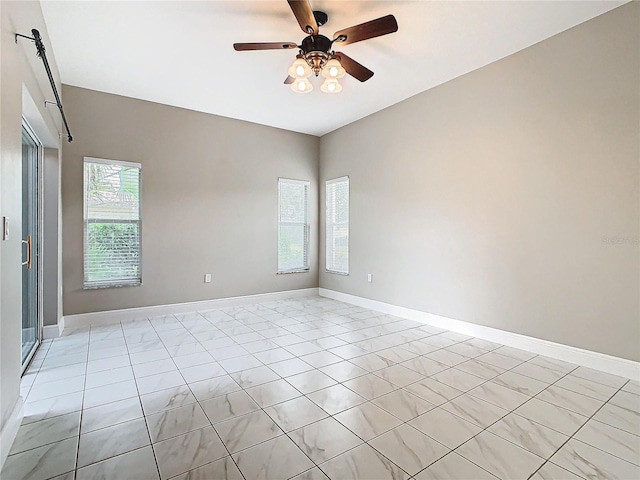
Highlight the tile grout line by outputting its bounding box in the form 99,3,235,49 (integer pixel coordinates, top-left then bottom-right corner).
341,341,579,479
20,339,51,400
40,340,544,474
404,352,637,478
68,323,91,479
201,304,369,478
79,308,568,478
92,307,640,478
521,378,640,469
10,298,638,480
214,304,340,479
268,312,447,479
20,324,421,474
146,314,188,480
296,324,505,477
20,334,82,479
423,358,579,479
371,354,550,478
154,311,249,480
226,330,527,477
121,318,164,480
526,378,633,479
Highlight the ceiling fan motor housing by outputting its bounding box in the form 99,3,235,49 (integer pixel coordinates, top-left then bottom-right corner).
301,35,332,54
301,35,332,75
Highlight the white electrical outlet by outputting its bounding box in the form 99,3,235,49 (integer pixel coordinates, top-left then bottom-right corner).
204,274,212,283
367,274,373,283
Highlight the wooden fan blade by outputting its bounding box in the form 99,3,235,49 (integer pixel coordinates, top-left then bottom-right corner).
234,42,298,51
287,0,319,35
334,52,374,82
284,75,295,84
333,14,398,46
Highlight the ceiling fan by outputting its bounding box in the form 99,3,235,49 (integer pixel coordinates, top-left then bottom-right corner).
233,0,398,93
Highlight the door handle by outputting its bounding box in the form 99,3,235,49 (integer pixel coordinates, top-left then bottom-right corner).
21,235,32,269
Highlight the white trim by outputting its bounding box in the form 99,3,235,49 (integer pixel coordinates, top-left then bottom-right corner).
277,178,311,274
63,288,319,329
319,288,640,381
277,177,310,186
0,397,24,469
84,156,141,169
83,158,142,289
276,269,311,275
42,317,64,339
325,176,349,275
326,175,349,185
43,324,58,339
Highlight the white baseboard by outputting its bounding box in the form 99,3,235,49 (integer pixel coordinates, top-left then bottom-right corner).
43,325,57,339
320,288,640,381
63,288,320,329
42,317,64,340
0,397,24,470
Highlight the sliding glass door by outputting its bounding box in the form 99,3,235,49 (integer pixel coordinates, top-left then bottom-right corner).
21,121,41,369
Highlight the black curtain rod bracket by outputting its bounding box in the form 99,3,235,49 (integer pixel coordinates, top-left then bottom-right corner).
15,29,73,142
15,33,34,42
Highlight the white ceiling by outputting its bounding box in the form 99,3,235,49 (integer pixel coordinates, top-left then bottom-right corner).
40,1,626,136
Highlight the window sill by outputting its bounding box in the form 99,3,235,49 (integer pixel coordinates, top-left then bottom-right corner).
325,270,349,276
277,270,310,275
83,282,142,290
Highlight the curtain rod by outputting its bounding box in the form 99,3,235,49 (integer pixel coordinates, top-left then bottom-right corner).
16,29,73,142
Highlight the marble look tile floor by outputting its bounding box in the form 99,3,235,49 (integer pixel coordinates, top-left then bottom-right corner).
3,296,639,480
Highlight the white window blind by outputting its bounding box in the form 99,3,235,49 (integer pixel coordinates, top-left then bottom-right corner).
83,157,142,288
326,176,349,274
278,178,310,273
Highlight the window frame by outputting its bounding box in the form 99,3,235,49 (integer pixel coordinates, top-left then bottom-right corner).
325,175,350,275
277,177,311,274
83,156,142,289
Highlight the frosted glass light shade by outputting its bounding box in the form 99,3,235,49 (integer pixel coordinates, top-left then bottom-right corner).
288,57,312,78
291,78,313,93
320,78,342,93
321,58,346,79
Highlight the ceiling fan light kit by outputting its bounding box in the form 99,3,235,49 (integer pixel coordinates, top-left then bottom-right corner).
321,78,342,93
289,54,345,93
322,58,346,79
288,56,313,79
233,0,398,94
292,77,314,93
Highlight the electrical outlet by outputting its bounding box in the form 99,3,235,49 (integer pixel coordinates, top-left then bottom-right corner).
204,274,212,283
367,273,373,283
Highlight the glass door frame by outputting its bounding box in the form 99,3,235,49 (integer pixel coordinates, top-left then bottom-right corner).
21,117,44,374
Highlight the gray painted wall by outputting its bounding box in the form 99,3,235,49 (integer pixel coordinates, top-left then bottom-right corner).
61,86,320,315
319,3,639,361
1,1,62,436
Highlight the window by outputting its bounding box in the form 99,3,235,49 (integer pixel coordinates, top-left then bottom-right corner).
83,157,141,288
326,176,349,274
278,178,310,273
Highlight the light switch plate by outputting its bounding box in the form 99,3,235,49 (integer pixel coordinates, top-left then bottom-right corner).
367,273,372,283
204,273,212,283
